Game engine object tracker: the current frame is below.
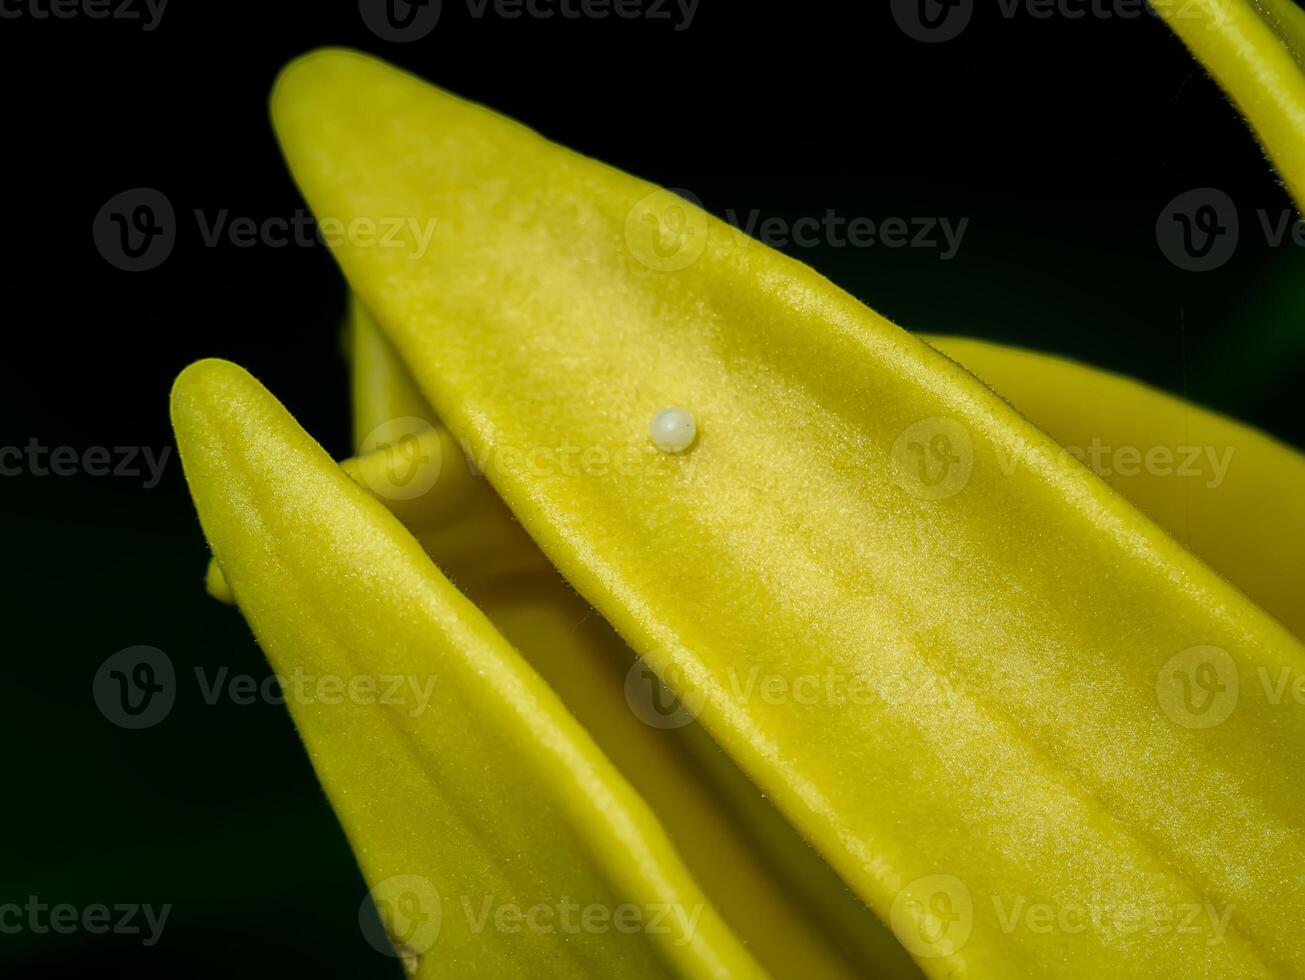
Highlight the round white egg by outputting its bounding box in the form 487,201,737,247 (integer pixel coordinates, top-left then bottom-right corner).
649,407,697,453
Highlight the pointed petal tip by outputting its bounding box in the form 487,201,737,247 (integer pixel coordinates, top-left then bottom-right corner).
170,358,230,458
270,47,383,132
169,357,250,426
169,359,282,471
168,358,312,507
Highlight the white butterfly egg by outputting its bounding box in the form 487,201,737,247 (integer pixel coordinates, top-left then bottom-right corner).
649,407,697,453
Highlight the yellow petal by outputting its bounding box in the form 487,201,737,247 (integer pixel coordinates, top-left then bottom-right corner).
348,293,439,451
1154,0,1305,201
311,300,927,977
270,49,1305,976
341,311,1305,969
928,334,1305,640
171,358,765,979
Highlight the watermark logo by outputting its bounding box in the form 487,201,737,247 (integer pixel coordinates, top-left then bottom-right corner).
891,417,974,501
94,191,440,271
1156,188,1239,272
625,188,710,272
361,875,443,971
624,658,706,729
359,0,442,41
891,0,974,42
357,417,443,501
895,0,1227,41
360,0,699,38
1156,645,1238,729
1157,188,1305,271
93,188,175,272
93,648,439,729
93,646,176,729
890,874,974,958
358,880,703,967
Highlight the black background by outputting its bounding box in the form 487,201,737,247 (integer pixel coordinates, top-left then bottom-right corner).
1,0,1302,975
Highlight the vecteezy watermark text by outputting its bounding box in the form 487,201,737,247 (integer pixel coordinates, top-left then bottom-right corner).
0,0,167,30
1156,187,1305,271
889,873,1233,960
94,189,440,272
460,895,703,944
1158,645,1305,729
892,0,1225,44
724,208,969,259
0,897,171,946
358,0,700,42
0,440,171,488
93,646,439,730
359,873,704,966
998,438,1236,489
624,188,972,273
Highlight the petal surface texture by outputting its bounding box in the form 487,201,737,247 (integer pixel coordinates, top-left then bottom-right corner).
272,50,1305,977
342,302,926,979
927,335,1305,640
170,358,765,979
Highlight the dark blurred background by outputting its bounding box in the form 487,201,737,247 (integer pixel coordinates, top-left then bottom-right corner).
2,0,1302,975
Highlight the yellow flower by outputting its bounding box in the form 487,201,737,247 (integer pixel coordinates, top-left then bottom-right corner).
175,35,1305,979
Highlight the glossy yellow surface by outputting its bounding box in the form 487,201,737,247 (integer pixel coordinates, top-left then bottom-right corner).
252,48,1305,977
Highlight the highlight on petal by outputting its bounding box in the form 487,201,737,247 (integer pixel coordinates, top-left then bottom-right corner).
268,49,1305,976
170,358,766,979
